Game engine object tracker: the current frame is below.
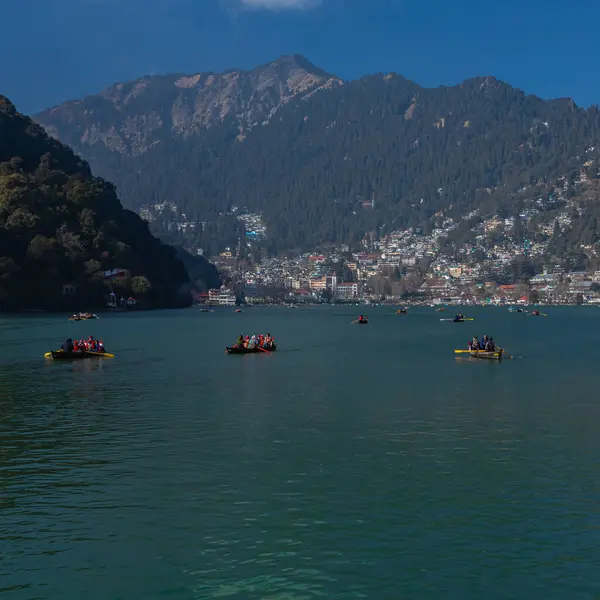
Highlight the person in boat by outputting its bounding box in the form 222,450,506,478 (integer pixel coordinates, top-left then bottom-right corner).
453,313,464,322
236,334,244,348
532,309,540,316
470,336,480,350
485,337,496,352
62,338,74,353
481,334,488,349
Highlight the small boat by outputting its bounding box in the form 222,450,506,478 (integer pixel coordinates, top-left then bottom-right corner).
469,350,503,360
68,312,99,321
357,319,369,324
44,350,115,360
226,344,277,355
234,309,242,313
440,318,472,322
199,308,214,313
396,308,408,315
436,307,445,312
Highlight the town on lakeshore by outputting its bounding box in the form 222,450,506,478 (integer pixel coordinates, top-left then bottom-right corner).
194,168,600,307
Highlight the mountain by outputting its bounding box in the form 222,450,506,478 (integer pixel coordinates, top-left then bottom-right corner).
34,56,600,258
0,95,218,312
37,54,341,157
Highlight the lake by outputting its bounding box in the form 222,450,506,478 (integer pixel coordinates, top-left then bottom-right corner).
2,306,600,599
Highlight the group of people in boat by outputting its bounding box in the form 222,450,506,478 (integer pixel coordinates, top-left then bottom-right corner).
234,333,275,349
468,335,497,352
70,312,98,321
453,313,465,322
62,336,106,354
357,315,368,323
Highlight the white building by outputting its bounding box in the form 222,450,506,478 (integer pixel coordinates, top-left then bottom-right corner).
208,287,237,306
336,282,359,300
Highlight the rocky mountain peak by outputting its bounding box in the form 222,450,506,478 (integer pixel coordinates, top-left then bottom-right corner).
35,56,342,157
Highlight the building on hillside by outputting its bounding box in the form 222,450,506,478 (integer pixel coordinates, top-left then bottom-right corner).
336,282,359,300
218,288,236,306
326,273,338,292
290,289,312,303
208,287,237,306
104,268,130,281
309,276,327,291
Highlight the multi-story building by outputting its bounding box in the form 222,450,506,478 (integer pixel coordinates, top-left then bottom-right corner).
326,273,338,292
208,287,237,306
309,276,327,291
336,282,359,300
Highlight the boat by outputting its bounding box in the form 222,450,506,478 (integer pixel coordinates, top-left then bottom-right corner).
226,344,277,354
436,307,445,312
469,350,503,360
357,319,369,324
44,350,115,360
68,312,99,321
440,318,473,322
396,308,408,315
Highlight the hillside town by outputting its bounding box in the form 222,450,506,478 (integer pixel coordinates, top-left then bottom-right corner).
197,165,600,306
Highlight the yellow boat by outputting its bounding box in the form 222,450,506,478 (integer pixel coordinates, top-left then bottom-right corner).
454,349,503,360
469,350,503,360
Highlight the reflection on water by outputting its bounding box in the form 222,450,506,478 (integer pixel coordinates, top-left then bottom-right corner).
2,307,600,599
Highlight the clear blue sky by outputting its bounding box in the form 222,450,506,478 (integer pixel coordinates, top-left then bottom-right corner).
2,0,599,114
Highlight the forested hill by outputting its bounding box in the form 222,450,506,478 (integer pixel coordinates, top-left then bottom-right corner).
0,96,219,312
35,55,600,255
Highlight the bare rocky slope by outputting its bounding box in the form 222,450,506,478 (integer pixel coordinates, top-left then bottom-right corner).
37,55,342,157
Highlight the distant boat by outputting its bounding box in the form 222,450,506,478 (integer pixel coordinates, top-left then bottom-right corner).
226,344,276,354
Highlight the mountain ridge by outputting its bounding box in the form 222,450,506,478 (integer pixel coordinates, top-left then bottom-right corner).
32,56,600,262
37,54,343,157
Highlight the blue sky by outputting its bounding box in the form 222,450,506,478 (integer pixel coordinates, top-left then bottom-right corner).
2,0,599,114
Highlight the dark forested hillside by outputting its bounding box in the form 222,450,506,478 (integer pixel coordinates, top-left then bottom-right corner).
0,96,218,312
35,56,600,256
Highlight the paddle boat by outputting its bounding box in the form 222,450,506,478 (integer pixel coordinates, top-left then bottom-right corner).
467,349,503,360
396,308,408,315
440,315,474,323
68,312,99,321
45,349,114,360
226,344,276,355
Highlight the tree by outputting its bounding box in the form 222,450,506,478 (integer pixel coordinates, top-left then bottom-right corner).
131,275,152,295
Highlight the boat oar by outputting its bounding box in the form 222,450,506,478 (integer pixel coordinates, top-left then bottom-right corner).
496,346,513,359
256,346,270,353
351,320,358,324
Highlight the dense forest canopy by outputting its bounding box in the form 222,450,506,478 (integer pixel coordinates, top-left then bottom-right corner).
0,96,219,311
35,56,600,257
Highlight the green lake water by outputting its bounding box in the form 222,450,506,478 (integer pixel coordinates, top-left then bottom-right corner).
2,306,600,599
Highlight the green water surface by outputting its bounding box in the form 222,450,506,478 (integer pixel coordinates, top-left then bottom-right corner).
2,306,600,599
